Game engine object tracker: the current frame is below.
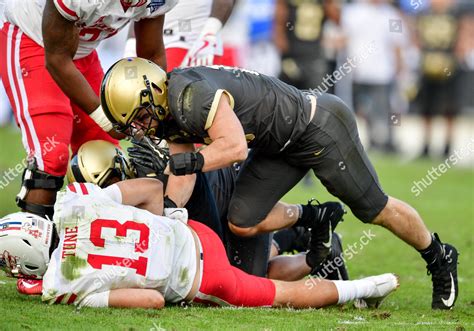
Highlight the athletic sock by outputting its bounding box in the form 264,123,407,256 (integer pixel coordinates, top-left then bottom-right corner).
333,279,374,304
418,233,444,266
293,204,314,228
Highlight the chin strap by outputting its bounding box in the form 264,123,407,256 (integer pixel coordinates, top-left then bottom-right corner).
16,158,64,219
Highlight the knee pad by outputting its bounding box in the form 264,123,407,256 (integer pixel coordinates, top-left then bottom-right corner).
16,158,64,219
228,198,261,228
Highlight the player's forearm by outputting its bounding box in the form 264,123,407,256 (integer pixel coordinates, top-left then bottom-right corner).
135,16,167,70
210,0,235,24
45,57,100,113
200,138,248,172
165,174,196,208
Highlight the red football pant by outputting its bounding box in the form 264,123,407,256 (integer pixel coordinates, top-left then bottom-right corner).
188,220,276,307
0,23,117,177
165,47,237,72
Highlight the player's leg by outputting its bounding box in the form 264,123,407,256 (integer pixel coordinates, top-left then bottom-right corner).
296,93,457,309
190,218,397,308
165,48,188,72
227,152,307,237
0,23,70,218
272,273,398,309
70,51,118,154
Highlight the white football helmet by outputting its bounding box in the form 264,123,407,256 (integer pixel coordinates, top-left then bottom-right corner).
0,212,54,279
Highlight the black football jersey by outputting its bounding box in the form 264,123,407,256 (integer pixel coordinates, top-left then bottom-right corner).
284,0,325,58
164,66,313,154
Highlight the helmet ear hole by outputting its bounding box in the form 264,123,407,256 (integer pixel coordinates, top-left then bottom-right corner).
23,239,31,246
151,83,163,94
25,264,38,270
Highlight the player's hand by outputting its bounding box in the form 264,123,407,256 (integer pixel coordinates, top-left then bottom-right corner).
180,17,223,68
181,33,218,67
128,137,170,175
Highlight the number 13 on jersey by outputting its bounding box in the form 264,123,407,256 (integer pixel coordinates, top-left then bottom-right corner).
87,219,150,276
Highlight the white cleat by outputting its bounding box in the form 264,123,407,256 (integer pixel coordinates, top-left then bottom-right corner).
361,273,400,308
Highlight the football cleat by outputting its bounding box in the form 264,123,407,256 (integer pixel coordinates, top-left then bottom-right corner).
360,273,399,308
311,232,349,280
427,235,459,310
306,200,345,271
17,278,43,295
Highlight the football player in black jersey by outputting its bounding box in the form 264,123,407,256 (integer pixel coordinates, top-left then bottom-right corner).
100,58,459,310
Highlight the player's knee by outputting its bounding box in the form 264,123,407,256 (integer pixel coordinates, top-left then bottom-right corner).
228,198,262,232
228,222,258,237
352,194,390,224
41,141,69,176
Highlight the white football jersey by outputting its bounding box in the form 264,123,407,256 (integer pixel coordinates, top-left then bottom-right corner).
42,182,197,307
163,0,221,52
4,0,178,59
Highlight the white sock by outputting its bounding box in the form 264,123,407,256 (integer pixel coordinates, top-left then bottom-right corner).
333,280,374,304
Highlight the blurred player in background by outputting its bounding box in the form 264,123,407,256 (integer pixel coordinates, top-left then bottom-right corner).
125,0,235,71
341,0,405,153
415,0,461,158
0,180,398,309
274,0,329,91
0,0,177,219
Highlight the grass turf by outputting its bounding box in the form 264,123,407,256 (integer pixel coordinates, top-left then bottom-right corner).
0,126,473,330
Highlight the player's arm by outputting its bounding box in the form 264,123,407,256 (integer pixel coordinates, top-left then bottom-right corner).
199,93,248,171
165,143,197,208
166,94,247,176
106,178,164,215
42,0,100,117
210,0,235,24
135,15,167,70
109,289,165,309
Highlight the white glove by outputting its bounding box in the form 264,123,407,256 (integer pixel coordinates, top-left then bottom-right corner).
89,105,113,132
180,17,223,68
164,208,189,224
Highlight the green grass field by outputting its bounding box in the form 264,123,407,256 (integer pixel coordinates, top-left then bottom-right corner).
0,126,472,330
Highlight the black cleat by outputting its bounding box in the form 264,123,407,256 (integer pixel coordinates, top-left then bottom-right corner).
305,200,345,271
428,234,459,310
311,232,349,280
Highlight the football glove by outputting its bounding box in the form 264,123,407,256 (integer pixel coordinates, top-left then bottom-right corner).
180,17,223,67
128,137,170,176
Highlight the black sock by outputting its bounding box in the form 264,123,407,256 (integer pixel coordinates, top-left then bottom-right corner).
273,228,298,254
418,233,444,266
293,204,316,228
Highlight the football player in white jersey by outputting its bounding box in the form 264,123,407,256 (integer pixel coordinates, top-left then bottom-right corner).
125,0,235,71
0,0,178,222
1,178,399,309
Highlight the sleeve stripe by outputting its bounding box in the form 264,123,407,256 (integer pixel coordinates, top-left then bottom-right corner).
79,183,89,195
54,0,79,20
67,184,77,193
204,89,235,130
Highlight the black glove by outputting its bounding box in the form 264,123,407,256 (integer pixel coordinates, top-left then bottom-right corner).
128,137,170,176
169,152,205,176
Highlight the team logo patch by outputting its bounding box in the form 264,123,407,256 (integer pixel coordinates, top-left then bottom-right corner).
120,0,147,12
147,0,166,14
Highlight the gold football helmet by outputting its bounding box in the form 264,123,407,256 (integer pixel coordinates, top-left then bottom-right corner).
67,140,134,188
100,57,168,136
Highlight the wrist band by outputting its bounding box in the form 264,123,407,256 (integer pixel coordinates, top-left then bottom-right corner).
90,105,113,132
